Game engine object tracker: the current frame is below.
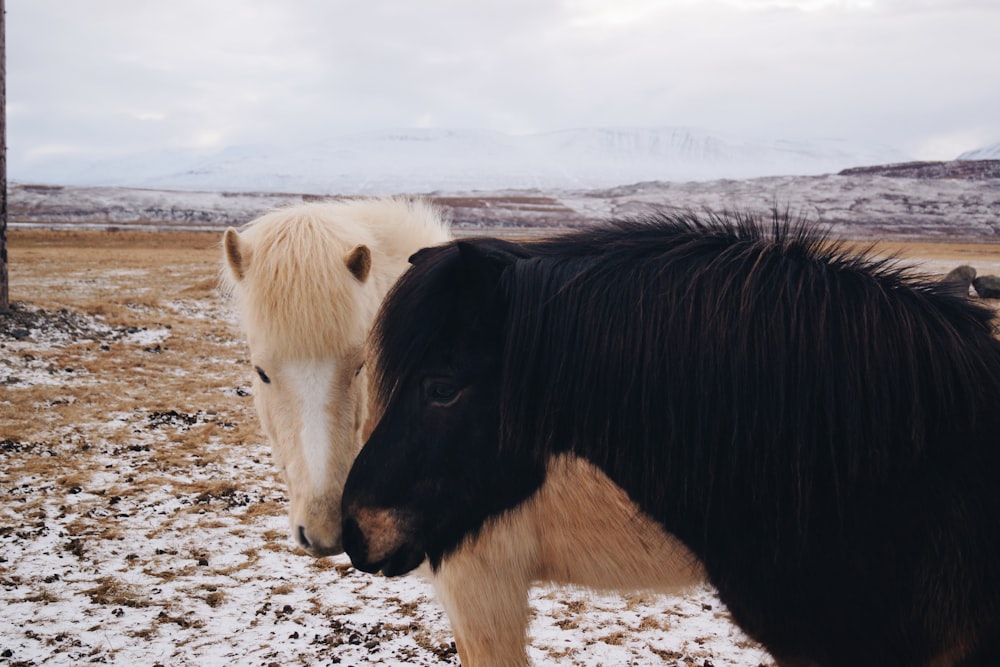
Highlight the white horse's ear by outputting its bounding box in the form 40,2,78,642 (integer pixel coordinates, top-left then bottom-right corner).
346,244,372,282
223,227,246,281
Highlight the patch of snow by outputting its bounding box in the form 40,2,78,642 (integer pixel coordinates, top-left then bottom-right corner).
121,327,171,347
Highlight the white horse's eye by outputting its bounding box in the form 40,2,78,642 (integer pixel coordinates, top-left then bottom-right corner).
255,366,271,384
354,362,364,378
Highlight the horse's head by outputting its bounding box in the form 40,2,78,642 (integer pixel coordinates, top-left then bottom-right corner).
222,209,381,557
342,239,545,576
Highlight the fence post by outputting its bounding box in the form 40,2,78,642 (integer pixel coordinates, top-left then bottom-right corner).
0,0,8,313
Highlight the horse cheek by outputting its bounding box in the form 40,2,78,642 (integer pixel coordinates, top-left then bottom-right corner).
253,384,284,467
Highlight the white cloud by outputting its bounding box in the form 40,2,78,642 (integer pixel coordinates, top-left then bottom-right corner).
6,0,1000,175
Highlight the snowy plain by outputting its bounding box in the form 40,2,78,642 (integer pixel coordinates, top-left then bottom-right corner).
1,240,773,667
3,150,1000,666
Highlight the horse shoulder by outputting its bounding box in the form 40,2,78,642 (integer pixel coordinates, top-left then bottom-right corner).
429,454,704,667
529,455,703,592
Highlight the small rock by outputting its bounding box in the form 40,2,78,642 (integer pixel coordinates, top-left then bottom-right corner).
973,275,1000,299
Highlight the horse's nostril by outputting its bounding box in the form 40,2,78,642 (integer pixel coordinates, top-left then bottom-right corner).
297,525,312,550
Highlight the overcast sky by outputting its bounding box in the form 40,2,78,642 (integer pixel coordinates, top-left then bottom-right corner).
7,0,999,177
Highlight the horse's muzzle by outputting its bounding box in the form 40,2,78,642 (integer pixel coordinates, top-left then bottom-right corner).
296,524,344,558
342,514,425,576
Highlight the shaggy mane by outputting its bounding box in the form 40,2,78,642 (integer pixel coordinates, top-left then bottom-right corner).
371,241,467,408
500,212,1000,548
222,198,448,359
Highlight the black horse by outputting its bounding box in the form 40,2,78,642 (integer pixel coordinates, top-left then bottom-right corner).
343,212,1000,667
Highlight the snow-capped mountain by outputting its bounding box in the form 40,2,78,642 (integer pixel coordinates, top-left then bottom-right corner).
12,127,910,195
959,142,1000,161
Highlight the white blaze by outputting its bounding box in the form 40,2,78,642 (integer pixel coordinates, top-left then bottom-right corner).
287,360,337,491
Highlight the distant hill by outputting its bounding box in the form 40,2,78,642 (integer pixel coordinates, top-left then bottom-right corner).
9,159,1000,242
11,127,909,195
959,142,1000,161
839,160,1000,180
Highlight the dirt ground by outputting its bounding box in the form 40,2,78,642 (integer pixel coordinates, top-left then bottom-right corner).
2,228,999,666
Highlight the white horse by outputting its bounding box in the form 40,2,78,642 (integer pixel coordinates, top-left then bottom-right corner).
220,197,449,556
224,201,702,666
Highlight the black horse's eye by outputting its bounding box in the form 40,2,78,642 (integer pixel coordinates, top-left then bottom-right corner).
255,366,271,384
423,379,461,406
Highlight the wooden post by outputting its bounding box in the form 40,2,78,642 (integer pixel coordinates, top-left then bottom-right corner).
0,0,8,313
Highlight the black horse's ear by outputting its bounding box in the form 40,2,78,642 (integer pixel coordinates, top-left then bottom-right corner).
454,239,522,295
408,243,451,266
456,239,522,269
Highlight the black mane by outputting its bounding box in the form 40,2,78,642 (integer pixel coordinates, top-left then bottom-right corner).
498,213,1000,545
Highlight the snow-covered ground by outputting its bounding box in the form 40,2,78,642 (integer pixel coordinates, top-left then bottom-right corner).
0,243,774,666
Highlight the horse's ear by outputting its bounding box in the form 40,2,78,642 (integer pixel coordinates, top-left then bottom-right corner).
456,240,520,269
408,244,449,266
346,244,372,282
223,227,246,281
455,240,518,292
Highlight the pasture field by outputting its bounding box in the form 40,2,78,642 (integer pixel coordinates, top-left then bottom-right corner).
2,229,998,666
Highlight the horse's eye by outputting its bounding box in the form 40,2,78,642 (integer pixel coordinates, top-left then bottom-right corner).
255,366,271,384
354,362,364,378
423,380,461,406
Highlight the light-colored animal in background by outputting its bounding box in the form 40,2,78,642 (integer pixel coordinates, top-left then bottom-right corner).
220,197,450,556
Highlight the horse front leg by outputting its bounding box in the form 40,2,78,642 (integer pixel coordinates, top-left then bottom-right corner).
430,521,536,667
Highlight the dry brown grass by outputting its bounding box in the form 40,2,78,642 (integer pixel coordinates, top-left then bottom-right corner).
4,227,252,459
3,228,998,666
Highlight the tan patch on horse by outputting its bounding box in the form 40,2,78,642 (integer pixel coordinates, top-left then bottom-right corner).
531,455,703,590
432,454,703,667
351,506,410,564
